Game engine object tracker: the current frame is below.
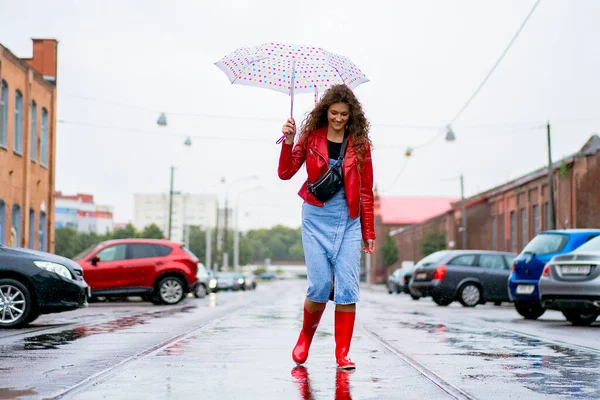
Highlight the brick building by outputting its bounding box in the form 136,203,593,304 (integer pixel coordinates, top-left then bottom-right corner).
0,39,58,251
369,193,457,283
389,134,600,272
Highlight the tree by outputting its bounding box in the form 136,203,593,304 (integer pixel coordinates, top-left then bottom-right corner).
54,227,79,259
421,231,446,257
139,224,164,239
381,234,399,267
111,223,137,240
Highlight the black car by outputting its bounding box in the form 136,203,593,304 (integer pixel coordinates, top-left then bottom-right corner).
409,250,517,307
0,245,90,328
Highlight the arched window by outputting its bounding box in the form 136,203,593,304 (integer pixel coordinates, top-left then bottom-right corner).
0,80,7,147
29,208,35,249
31,101,37,161
14,90,23,154
11,204,21,247
41,108,48,166
0,200,5,245
39,211,47,251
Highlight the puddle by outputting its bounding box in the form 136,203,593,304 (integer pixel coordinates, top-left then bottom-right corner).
5,307,195,352
398,318,600,397
0,388,37,399
291,366,354,400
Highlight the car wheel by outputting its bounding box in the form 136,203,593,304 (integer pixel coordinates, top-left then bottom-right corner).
0,279,37,328
193,284,207,299
458,283,481,307
562,309,599,326
432,295,453,306
494,301,502,306
514,301,546,320
410,293,421,300
157,277,185,305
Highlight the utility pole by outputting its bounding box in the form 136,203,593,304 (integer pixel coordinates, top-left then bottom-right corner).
205,226,212,272
546,122,556,230
223,196,229,270
460,174,467,249
167,165,174,240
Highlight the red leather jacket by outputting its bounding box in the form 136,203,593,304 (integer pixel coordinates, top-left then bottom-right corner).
278,126,376,240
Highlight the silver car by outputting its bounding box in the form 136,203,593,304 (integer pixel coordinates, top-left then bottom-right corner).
540,235,600,326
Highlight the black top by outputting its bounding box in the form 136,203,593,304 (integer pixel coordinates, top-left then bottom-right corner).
328,140,343,160
328,133,348,160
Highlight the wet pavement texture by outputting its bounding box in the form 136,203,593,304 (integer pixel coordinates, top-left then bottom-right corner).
0,280,599,399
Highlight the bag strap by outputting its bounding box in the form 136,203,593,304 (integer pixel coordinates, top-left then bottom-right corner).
335,134,349,167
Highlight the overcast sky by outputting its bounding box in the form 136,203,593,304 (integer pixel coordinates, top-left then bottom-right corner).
1,0,599,232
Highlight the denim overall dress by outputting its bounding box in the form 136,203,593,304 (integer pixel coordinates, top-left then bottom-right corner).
301,159,362,305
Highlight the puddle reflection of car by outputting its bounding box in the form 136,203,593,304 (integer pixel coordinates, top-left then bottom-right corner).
540,235,600,326
410,250,517,307
215,272,245,291
0,245,90,328
509,229,600,320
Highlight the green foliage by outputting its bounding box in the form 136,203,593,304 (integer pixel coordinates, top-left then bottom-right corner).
381,234,399,267
253,267,267,276
557,161,570,178
139,224,165,239
421,231,446,257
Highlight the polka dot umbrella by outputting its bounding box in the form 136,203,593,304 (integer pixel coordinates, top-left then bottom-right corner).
215,41,369,143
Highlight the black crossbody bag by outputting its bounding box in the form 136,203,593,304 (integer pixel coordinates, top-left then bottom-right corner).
307,135,348,203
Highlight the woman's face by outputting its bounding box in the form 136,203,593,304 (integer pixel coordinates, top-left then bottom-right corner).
327,103,350,131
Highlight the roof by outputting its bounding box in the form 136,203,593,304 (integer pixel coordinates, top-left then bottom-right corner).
540,229,600,235
379,197,459,225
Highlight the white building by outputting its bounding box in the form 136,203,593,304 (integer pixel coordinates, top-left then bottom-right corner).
55,192,114,235
133,193,218,242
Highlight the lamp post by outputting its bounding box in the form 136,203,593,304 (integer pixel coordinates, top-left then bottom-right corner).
157,112,191,241
222,175,259,270
233,186,262,272
546,122,556,230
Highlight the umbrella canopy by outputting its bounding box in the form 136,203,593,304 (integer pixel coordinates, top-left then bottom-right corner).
215,42,369,96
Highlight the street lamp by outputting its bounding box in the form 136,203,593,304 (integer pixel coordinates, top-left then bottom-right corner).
221,175,259,270
233,186,262,272
445,125,456,142
157,113,174,240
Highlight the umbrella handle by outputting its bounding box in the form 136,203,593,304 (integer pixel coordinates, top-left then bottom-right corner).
276,60,297,144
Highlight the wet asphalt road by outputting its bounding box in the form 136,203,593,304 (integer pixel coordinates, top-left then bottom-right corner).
0,279,599,399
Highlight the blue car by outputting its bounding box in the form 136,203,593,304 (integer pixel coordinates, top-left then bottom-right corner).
509,229,600,319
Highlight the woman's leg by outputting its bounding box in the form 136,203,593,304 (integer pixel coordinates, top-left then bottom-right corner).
292,298,327,364
335,305,356,369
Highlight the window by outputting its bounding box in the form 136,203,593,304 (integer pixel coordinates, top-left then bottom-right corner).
11,204,21,247
128,243,158,259
14,90,23,154
448,254,477,266
578,236,600,252
155,245,173,257
510,211,516,252
39,211,46,251
504,255,516,267
30,101,37,161
479,254,506,270
522,233,568,255
41,108,49,166
96,244,127,262
521,207,527,248
491,216,497,251
29,209,35,249
0,201,5,245
0,80,7,147
533,205,540,236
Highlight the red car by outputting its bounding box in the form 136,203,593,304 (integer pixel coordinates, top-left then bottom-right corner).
73,239,198,305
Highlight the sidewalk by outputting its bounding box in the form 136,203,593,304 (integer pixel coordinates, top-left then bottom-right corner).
74,281,451,400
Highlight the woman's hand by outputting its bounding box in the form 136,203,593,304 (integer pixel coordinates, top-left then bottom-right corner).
362,239,375,254
282,118,296,144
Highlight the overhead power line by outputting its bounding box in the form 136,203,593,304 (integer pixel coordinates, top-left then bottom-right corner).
449,0,543,124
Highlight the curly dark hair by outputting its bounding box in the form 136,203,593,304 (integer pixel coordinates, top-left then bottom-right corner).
298,84,372,165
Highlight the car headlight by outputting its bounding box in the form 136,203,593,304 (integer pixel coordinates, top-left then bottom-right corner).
209,279,217,288
238,278,245,284
33,261,73,279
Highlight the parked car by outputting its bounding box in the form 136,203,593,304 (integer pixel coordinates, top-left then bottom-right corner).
0,245,90,328
259,272,277,280
540,235,600,326
242,273,258,290
214,272,245,291
410,250,517,307
74,239,198,305
193,262,210,298
387,269,404,294
509,229,600,319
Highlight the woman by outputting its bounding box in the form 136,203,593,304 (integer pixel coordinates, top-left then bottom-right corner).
278,84,376,370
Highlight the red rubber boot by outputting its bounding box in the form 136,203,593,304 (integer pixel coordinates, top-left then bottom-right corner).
335,311,356,370
292,307,324,365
